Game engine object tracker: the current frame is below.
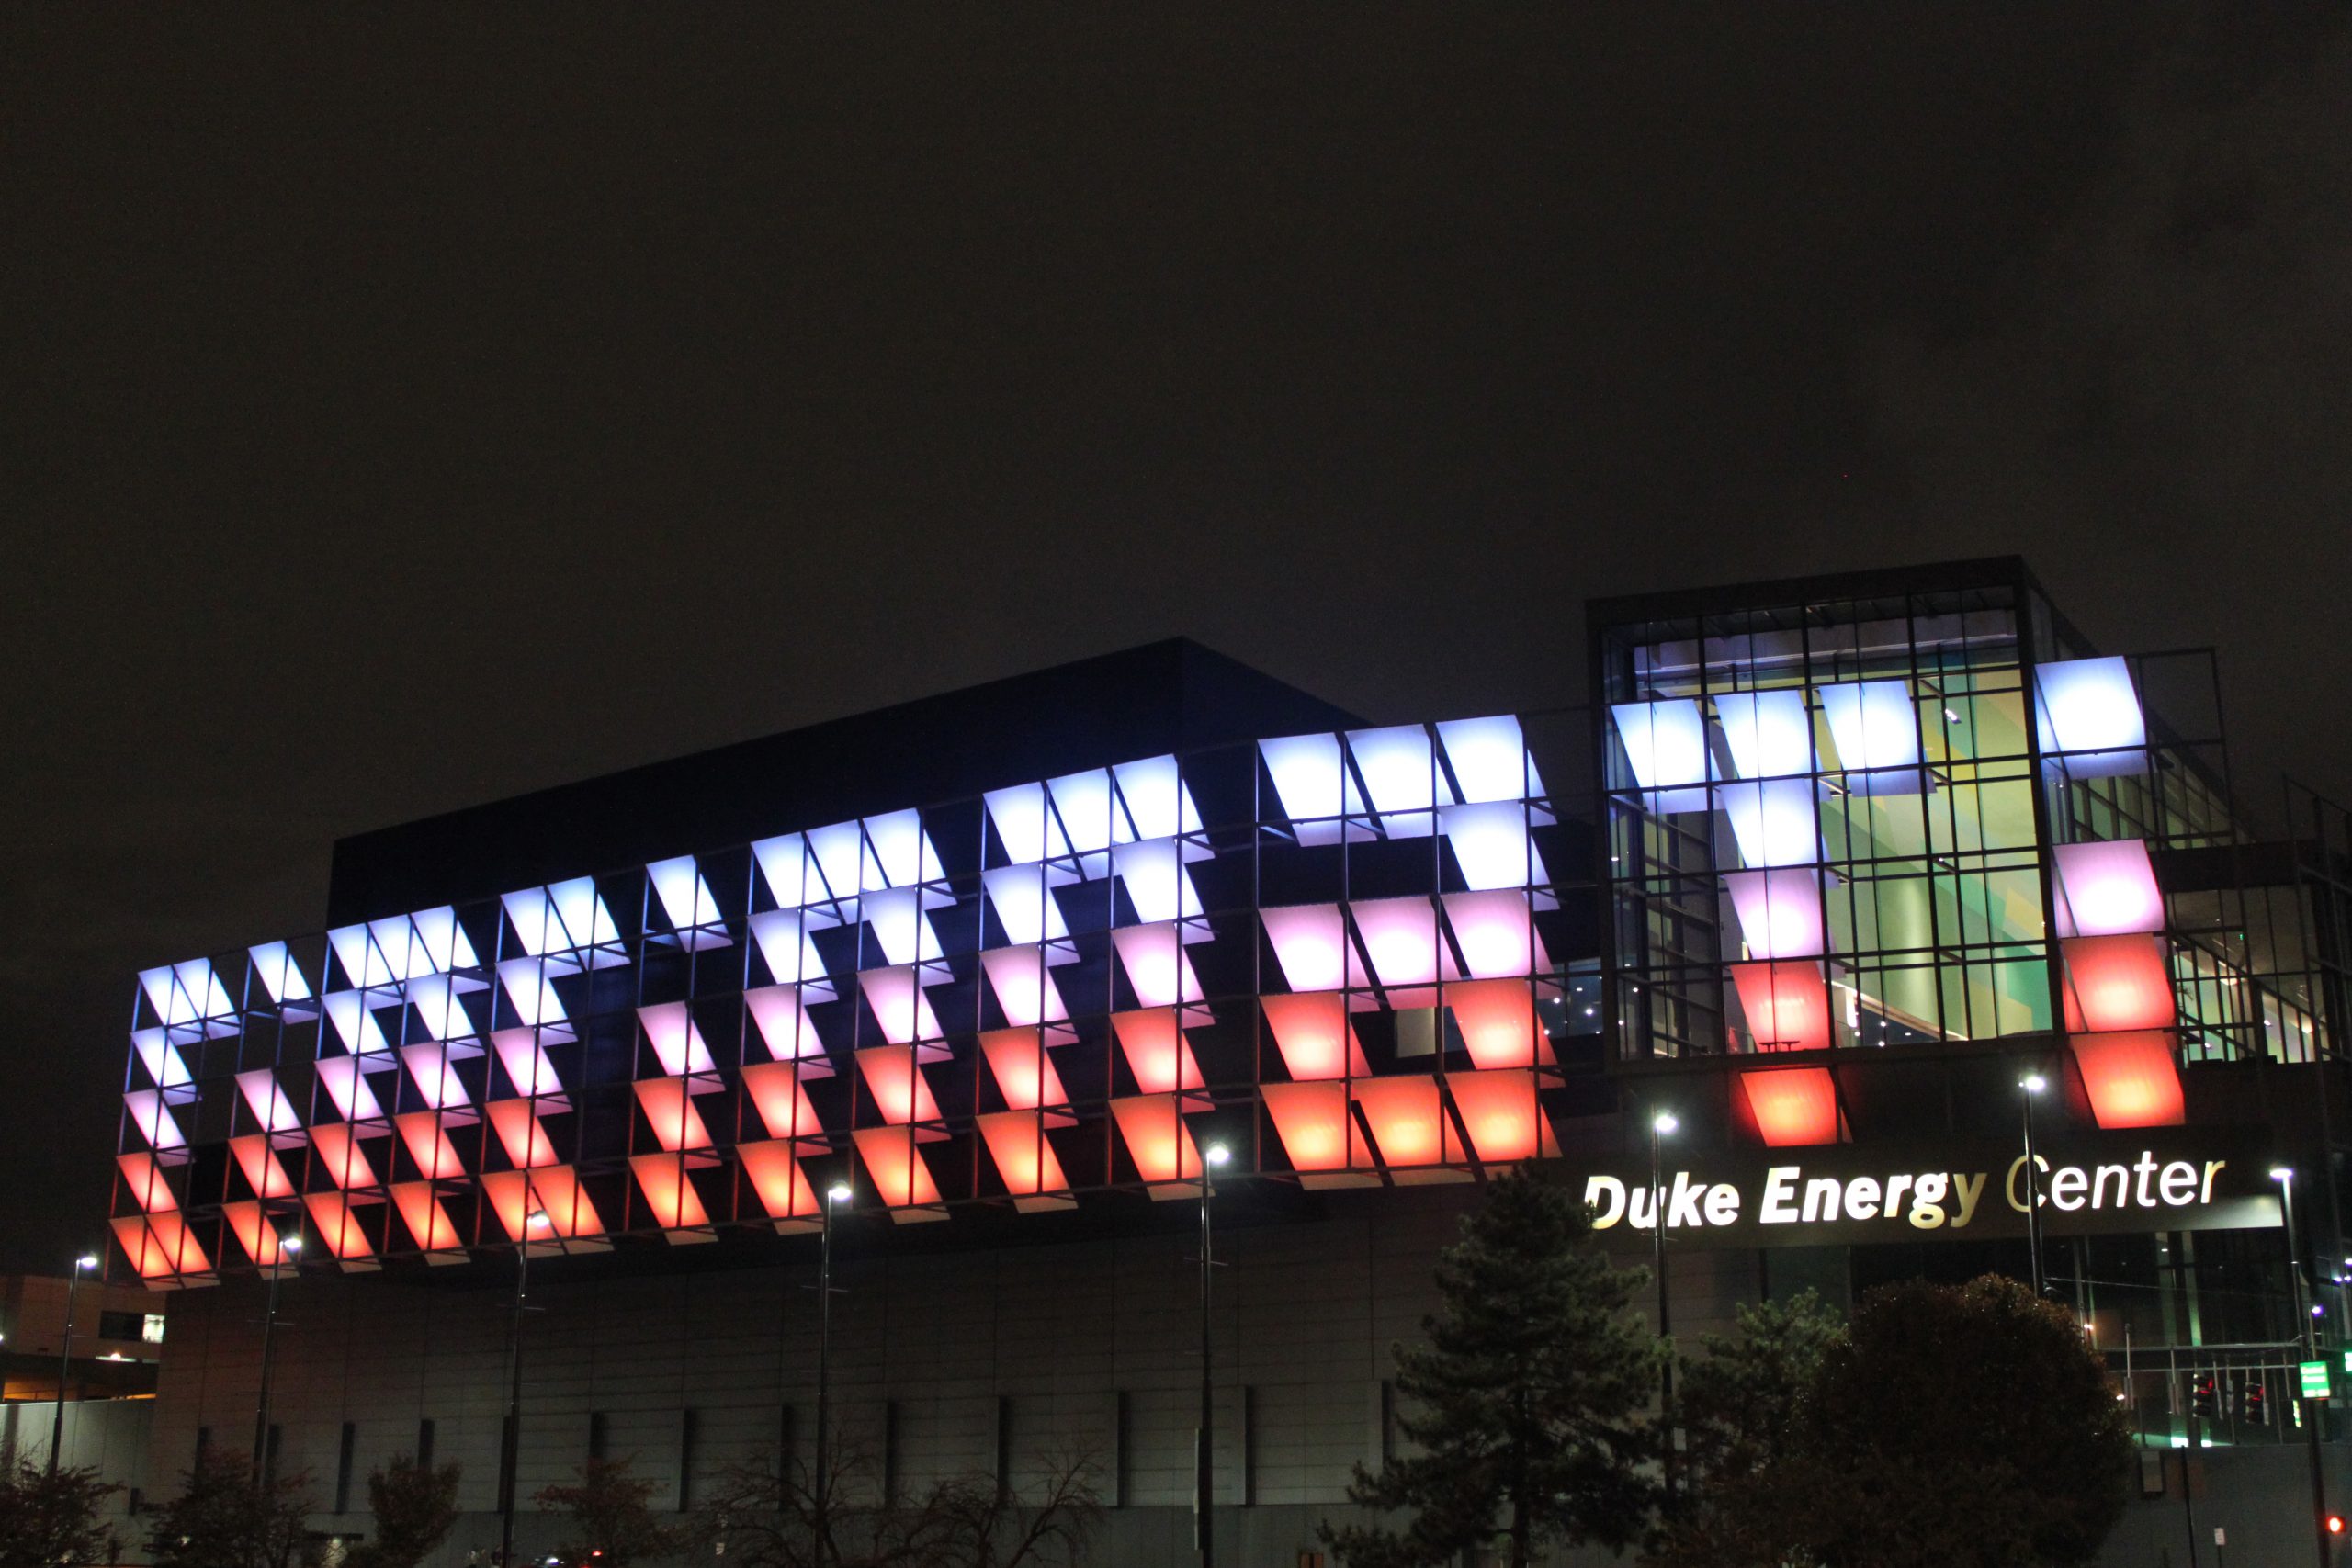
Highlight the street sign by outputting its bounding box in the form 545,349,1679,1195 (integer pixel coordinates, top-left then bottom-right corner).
2301,1359,2331,1399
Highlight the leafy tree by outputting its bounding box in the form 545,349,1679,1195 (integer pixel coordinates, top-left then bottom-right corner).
1645,1290,1842,1568
536,1457,681,1568
0,1458,119,1568
1320,1168,1661,1568
146,1449,316,1568
1805,1275,2131,1568
346,1454,460,1568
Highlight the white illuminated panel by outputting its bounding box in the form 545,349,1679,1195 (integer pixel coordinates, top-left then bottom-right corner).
315,1056,387,1122
749,908,831,990
1723,868,1826,959
863,808,945,889
496,958,569,1030
806,822,867,907
140,960,236,1034
501,879,621,961
405,974,478,1042
638,1001,719,1077
130,1029,193,1090
1260,732,1362,844
861,886,944,968
2036,657,2147,776
745,984,825,1062
1261,904,1356,993
1112,839,1203,926
368,908,479,981
1112,922,1205,1010
1713,690,1812,779
1439,801,1550,891
983,865,1069,947
752,833,815,908
326,926,393,990
1721,779,1820,868
1611,699,1709,811
1349,725,1450,838
1818,680,1920,791
248,942,313,1006
322,992,390,1055
985,782,1062,867
648,856,731,948
2052,838,2165,938
1442,890,1549,979
1437,715,1543,804
1048,769,1121,873
1112,754,1204,840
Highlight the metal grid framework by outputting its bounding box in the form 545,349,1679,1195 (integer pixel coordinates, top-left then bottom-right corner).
112,712,1608,1284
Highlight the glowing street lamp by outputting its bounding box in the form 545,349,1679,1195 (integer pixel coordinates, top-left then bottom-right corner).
814,1180,854,1528
2018,1075,2048,1296
49,1253,99,1476
1648,1111,1678,1496
253,1229,303,1484
500,1211,552,1568
1199,1142,1231,1568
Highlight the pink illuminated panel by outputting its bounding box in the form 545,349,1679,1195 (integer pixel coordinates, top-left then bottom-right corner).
1723,869,1826,960
1260,904,1356,993
2052,840,2165,939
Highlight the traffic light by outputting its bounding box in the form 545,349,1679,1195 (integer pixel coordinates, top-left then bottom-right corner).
2193,1373,2219,1422
2245,1376,2269,1426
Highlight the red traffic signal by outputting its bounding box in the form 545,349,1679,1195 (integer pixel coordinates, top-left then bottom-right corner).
2327,1514,2344,1535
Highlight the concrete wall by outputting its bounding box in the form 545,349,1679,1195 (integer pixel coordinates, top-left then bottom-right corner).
0,1396,153,1548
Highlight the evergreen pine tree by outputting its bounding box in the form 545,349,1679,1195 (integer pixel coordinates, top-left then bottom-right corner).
1320,1168,1661,1568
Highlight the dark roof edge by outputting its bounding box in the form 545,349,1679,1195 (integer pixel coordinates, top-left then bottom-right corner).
1585,556,2041,628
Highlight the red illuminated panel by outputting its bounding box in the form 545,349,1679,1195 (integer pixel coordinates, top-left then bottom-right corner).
633,1077,716,1153
485,1100,560,1168
2061,935,2177,1033
1445,1069,1559,1164
388,1182,465,1255
1737,1066,1844,1147
1351,1075,1448,1172
1728,961,1833,1052
2069,1031,2186,1129
1110,1093,1204,1196
1261,1080,1360,1182
112,1213,208,1279
1445,978,1547,1070
116,1152,176,1212
737,1139,821,1229
230,1134,298,1198
302,1191,375,1262
392,1112,468,1181
851,1126,946,1218
221,1200,291,1267
628,1154,714,1235
309,1124,381,1190
481,1166,605,1242
741,1061,828,1148
856,1045,944,1127
1113,1010,1205,1094
981,1029,1070,1111
1261,994,1369,1082
978,1110,1074,1210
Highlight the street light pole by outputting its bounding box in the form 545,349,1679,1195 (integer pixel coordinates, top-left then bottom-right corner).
1649,1111,1678,1500
2020,1074,2048,1296
2274,1167,2330,1568
814,1180,853,1550
1198,1142,1231,1568
498,1210,549,1568
48,1254,97,1477
252,1233,302,1485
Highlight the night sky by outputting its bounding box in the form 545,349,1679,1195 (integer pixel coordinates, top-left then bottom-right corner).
8,6,2348,1273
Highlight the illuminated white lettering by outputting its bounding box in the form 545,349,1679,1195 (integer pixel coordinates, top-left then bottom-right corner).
1843,1176,1881,1220
2160,1162,2197,1206
1884,1172,1912,1217
2202,1160,2226,1203
1668,1171,1706,1230
2050,1166,2087,1212
1802,1177,1842,1223
2134,1152,2160,1207
2006,1155,2052,1213
1584,1175,1627,1228
1951,1172,1986,1227
1761,1167,1802,1224
1703,1183,1739,1226
1909,1171,1949,1229
2091,1164,2130,1209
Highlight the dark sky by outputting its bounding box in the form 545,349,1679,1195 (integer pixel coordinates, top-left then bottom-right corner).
7,6,2348,1273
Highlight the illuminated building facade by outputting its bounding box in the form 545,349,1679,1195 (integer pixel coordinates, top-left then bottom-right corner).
100,564,2352,1564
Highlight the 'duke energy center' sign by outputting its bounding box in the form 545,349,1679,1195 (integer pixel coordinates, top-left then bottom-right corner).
1579,1128,2279,1248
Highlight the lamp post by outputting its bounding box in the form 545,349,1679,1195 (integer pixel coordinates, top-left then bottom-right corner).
814,1180,854,1533
2019,1074,2048,1296
252,1233,301,1485
48,1253,98,1476
1198,1141,1231,1568
498,1210,550,1568
1649,1111,1678,1498
2274,1166,2330,1568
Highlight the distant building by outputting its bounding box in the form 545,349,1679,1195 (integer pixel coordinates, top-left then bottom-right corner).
0,1272,167,1404
89,563,2352,1565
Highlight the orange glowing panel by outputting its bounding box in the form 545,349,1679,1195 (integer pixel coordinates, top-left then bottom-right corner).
481,1165,605,1241
1351,1075,1447,1169
980,1029,1069,1111
738,1139,821,1227
629,1154,713,1234
856,1045,944,1126
389,1182,465,1254
309,1124,380,1190
746,984,827,1066
230,1134,298,1198
978,1110,1074,1208
1446,1069,1559,1164
1445,978,1548,1070
303,1191,374,1261
392,1111,468,1181
1729,961,1833,1052
1261,1081,1358,1179
1737,1066,1844,1147
117,1153,176,1212
2069,1031,2186,1129
2061,935,2177,1033
113,1212,209,1279
1261,993,1369,1081
852,1126,945,1215
485,1100,560,1168
1113,1010,1205,1094
1110,1093,1204,1195
222,1199,291,1267
742,1060,828,1147
633,1077,716,1153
